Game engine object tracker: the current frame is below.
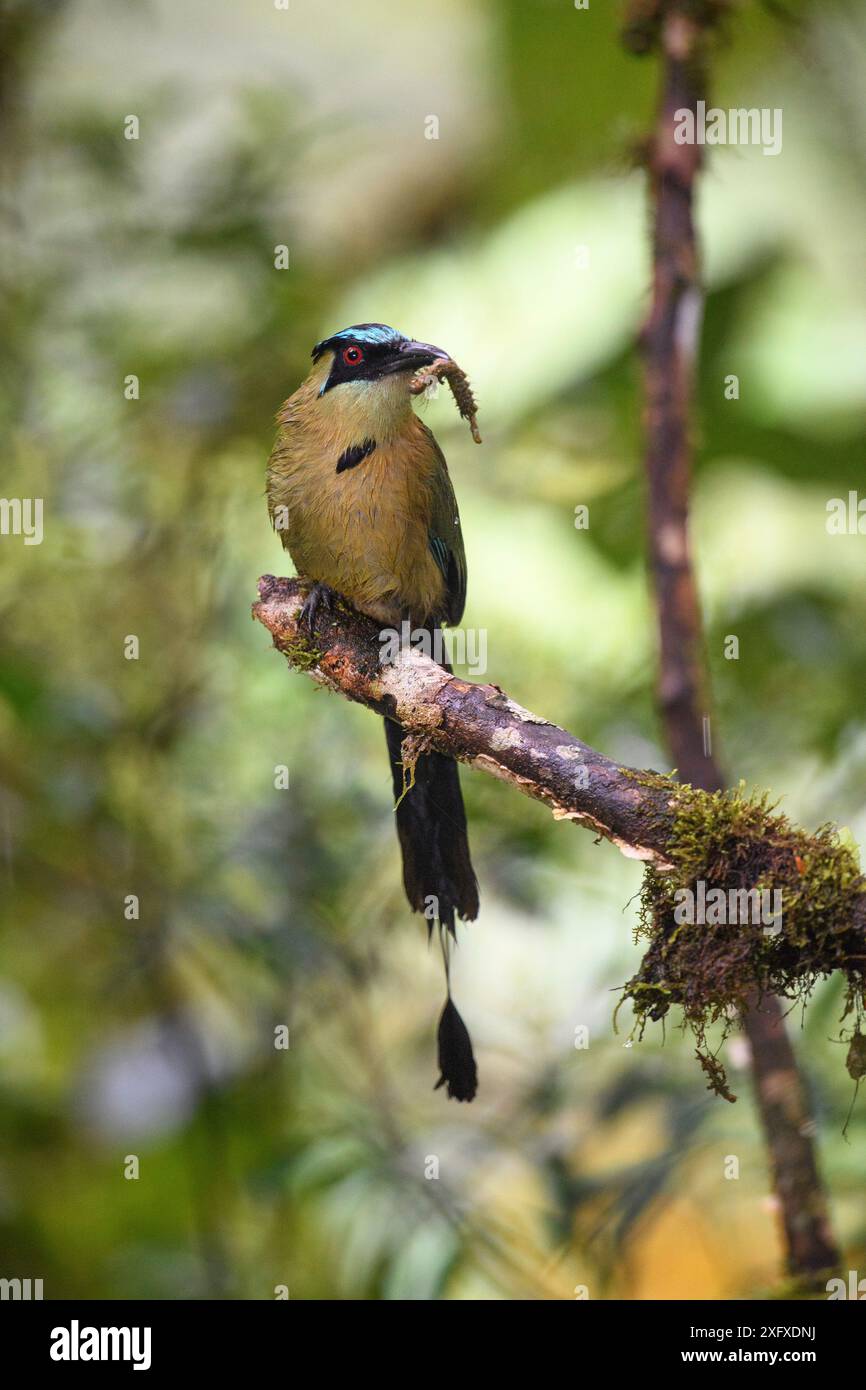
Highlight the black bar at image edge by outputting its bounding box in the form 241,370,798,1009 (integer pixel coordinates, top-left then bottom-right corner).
0,1298,860,1373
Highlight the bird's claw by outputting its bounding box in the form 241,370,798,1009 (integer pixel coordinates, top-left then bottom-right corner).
299,582,336,634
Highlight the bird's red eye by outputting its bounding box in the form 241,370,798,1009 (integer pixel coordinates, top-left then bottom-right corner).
342,345,364,366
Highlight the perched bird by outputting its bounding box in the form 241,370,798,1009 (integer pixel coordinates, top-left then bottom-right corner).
266,323,480,1100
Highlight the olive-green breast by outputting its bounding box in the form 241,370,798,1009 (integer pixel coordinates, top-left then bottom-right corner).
267,400,464,628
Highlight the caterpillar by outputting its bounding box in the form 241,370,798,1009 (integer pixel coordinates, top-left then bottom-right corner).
409,358,482,444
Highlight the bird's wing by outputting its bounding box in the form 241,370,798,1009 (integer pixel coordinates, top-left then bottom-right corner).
422,424,468,627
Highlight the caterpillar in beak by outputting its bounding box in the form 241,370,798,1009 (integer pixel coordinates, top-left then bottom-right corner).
409,357,482,444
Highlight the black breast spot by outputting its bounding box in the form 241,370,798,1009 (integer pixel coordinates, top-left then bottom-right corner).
336,438,376,473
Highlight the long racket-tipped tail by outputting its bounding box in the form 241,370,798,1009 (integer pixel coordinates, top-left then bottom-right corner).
384,716,479,1100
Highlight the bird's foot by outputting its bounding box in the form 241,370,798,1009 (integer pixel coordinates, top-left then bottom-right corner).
299,581,337,634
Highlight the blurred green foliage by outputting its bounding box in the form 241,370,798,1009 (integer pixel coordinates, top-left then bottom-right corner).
1,0,866,1299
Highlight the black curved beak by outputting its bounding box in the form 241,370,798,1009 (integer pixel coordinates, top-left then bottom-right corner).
381,338,450,376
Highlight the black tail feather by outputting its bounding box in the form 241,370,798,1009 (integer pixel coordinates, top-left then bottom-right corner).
384,717,478,931
384,716,480,1100
435,997,478,1102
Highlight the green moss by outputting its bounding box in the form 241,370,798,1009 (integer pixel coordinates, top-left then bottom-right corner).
618,780,866,1099
619,767,676,792
278,635,322,672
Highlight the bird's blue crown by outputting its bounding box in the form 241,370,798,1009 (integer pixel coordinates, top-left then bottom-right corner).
311,323,405,361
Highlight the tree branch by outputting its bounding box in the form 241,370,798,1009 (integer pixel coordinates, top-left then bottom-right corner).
253,574,866,942
640,2,721,792
253,574,678,868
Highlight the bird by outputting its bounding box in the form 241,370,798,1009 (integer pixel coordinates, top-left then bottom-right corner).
266,323,480,1100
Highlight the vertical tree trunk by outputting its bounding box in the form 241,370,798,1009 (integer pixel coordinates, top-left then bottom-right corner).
634,0,838,1282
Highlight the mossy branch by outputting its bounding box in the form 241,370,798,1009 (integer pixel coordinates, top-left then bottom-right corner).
254,575,866,1075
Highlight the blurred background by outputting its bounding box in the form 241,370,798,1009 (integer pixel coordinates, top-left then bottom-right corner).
1,0,866,1300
